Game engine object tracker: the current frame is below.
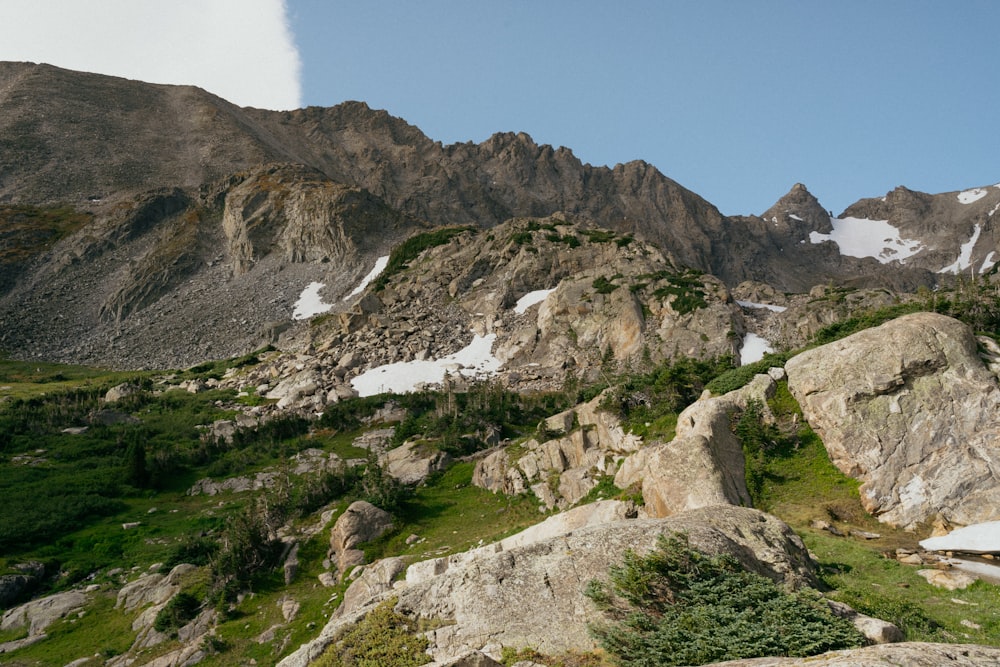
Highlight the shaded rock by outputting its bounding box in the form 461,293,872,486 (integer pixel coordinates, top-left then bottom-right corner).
380,441,452,485
329,501,394,577
786,312,1000,529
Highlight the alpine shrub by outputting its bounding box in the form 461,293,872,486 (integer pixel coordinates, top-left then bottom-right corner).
585,533,865,666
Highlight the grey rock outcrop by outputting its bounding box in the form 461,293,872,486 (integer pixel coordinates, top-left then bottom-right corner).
614,373,775,516
786,312,1000,528
380,441,452,485
328,501,394,577
1,589,89,637
280,506,817,666
473,392,643,508
711,642,1000,666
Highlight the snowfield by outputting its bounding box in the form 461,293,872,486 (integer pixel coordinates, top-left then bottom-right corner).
740,333,774,365
292,282,333,320
514,288,556,314
345,255,390,300
958,188,988,204
808,216,922,264
921,520,1000,554
350,334,502,397
736,300,787,313
939,224,982,274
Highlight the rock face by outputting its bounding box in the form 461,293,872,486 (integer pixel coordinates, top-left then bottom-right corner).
328,501,394,577
614,373,776,516
380,441,452,485
279,506,817,666
473,392,644,508
710,642,1000,666
1,589,89,637
786,312,1000,528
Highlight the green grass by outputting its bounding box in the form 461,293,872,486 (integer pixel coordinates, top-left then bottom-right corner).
363,462,545,564
4,591,136,666
807,531,1000,644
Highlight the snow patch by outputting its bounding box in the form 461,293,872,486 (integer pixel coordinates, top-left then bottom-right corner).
958,188,988,204
350,334,502,397
808,216,922,264
736,300,787,313
787,213,803,222
981,252,997,274
920,521,1000,554
740,333,774,366
514,289,556,315
345,255,390,300
292,282,333,320
938,224,982,274
989,202,1000,217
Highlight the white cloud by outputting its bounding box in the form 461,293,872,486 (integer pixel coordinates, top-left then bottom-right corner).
0,0,301,110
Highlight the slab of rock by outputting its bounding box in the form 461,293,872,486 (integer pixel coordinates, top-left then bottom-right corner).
380,441,452,485
329,501,394,577
1,589,89,636
917,568,977,590
710,642,1000,666
279,506,818,667
786,312,1000,529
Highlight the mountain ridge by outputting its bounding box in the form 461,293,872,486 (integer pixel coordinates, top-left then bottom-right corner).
0,61,996,369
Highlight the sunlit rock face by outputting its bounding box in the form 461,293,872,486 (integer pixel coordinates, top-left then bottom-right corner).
786,312,1000,529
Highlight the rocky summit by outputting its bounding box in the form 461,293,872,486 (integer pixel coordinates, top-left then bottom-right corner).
3,62,1000,667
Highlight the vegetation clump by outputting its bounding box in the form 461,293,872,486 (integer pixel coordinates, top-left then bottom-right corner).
585,533,865,666
372,226,475,291
310,598,429,667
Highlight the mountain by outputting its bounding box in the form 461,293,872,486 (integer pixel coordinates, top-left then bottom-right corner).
0,61,996,372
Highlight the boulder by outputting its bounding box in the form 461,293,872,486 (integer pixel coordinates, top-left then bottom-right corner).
786,312,1000,529
380,441,452,485
329,501,394,577
104,382,142,403
473,391,642,508
1,589,89,636
614,374,775,516
281,506,817,666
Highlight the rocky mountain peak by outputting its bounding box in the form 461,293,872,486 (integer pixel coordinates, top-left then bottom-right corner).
760,182,832,236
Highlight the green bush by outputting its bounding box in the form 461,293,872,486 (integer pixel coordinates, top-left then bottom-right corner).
373,226,475,291
586,533,865,666
592,276,618,294
311,598,429,667
153,591,201,635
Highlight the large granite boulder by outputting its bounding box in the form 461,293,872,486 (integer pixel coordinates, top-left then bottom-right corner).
614,373,776,516
279,506,817,666
785,312,1000,529
329,501,394,577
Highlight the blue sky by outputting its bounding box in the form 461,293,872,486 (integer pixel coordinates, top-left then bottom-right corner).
288,1,999,216
2,1,997,217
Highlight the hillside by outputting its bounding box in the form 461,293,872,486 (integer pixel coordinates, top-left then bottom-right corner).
2,62,1000,667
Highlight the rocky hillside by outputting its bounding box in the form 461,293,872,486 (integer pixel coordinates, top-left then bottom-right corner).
2,62,999,371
